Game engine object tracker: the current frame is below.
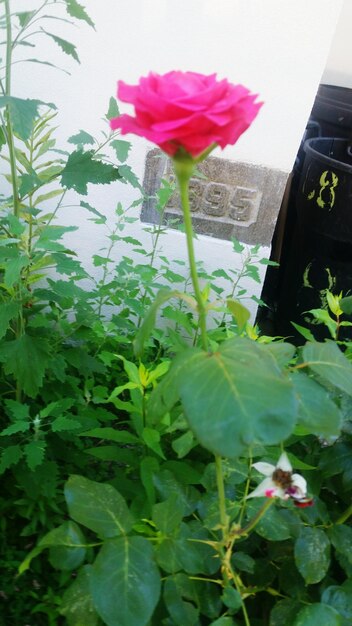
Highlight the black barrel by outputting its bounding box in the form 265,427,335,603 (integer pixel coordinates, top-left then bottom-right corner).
276,138,352,342
310,84,352,139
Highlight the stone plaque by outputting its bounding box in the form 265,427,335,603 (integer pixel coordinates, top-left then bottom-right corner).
141,149,288,246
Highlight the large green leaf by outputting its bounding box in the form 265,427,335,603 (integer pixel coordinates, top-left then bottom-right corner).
291,372,342,437
152,494,185,535
270,599,302,626
293,603,342,626
178,337,297,457
0,334,51,397
90,536,161,626
322,584,352,626
294,527,330,584
19,521,86,573
330,525,352,564
0,96,56,140
60,566,99,626
302,341,352,396
64,475,133,538
163,574,199,626
60,149,122,195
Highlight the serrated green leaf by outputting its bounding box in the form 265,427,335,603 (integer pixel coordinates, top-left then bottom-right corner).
80,200,105,219
60,149,122,195
0,444,23,474
24,439,46,470
51,416,81,432
178,337,297,458
0,301,20,339
64,475,133,538
90,536,161,626
302,341,352,396
118,164,141,189
68,130,95,145
294,527,330,584
0,421,30,436
0,96,56,140
110,139,131,163
4,256,29,287
293,603,341,626
0,335,51,397
64,0,95,28
60,566,99,626
5,399,30,420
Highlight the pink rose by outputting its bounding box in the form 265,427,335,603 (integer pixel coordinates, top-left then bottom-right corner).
110,71,262,158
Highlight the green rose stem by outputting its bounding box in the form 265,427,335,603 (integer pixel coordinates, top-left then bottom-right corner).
173,152,230,544
173,156,208,351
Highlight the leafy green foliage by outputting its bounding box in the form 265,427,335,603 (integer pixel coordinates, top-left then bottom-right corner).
177,337,297,457
60,148,122,194
0,96,56,140
1,4,352,626
65,475,134,538
90,537,161,626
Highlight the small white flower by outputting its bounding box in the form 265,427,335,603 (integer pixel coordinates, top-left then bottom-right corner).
247,452,309,503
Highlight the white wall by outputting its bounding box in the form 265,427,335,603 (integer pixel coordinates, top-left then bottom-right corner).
10,0,344,318
323,0,352,88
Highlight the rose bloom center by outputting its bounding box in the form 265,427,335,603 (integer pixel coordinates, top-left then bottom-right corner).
272,468,292,490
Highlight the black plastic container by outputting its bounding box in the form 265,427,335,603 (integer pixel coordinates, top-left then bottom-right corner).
297,138,352,241
310,84,352,139
276,138,352,341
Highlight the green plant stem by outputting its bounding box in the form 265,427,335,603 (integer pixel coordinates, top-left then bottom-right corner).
4,0,20,218
238,451,253,526
215,454,228,540
336,503,352,525
239,498,274,536
174,159,208,350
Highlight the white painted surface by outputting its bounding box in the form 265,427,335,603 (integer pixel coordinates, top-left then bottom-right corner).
9,0,344,316
323,0,352,88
